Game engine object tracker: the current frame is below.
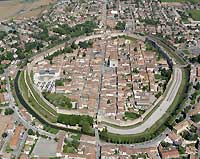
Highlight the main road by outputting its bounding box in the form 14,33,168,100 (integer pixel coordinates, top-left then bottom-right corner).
105,66,182,134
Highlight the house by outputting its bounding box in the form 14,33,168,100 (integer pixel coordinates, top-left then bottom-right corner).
159,148,180,159
197,66,200,80
56,86,66,94
20,153,28,159
10,125,24,150
56,131,66,155
167,131,182,145
109,51,118,68
186,145,198,156
173,120,191,134
0,115,14,138
188,102,200,116
0,93,6,104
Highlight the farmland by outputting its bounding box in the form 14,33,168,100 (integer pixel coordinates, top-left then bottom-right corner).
0,0,56,20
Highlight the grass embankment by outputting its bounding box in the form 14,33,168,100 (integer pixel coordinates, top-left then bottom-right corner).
16,70,95,135
25,71,57,115
18,71,57,123
100,66,190,143
157,40,186,65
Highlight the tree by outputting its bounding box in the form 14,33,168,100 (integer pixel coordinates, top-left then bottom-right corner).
36,131,40,136
178,145,185,154
6,52,14,61
0,47,4,52
134,47,137,52
4,108,14,115
2,132,8,138
155,92,162,98
80,120,91,134
71,42,78,50
0,31,7,40
194,82,200,90
28,129,35,135
160,141,171,148
78,41,93,49
115,21,126,30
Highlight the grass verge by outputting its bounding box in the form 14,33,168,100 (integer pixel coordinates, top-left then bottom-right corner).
18,71,57,123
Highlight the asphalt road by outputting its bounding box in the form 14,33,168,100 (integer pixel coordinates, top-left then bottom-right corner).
106,67,182,134
5,68,56,139
0,132,12,154
14,130,28,158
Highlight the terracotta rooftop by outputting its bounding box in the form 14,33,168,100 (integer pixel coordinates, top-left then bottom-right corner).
10,125,24,149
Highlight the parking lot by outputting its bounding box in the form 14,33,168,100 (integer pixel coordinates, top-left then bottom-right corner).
32,137,57,158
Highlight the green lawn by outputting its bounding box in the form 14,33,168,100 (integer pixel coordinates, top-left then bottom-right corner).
43,125,59,134
154,74,161,80
71,134,81,140
63,145,75,153
124,112,141,120
188,10,200,21
183,49,190,55
42,92,73,109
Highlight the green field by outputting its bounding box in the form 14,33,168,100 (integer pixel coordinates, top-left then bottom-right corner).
188,10,200,21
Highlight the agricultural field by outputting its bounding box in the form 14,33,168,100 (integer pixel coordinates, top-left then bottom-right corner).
161,0,199,3
0,0,56,20
161,0,186,2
